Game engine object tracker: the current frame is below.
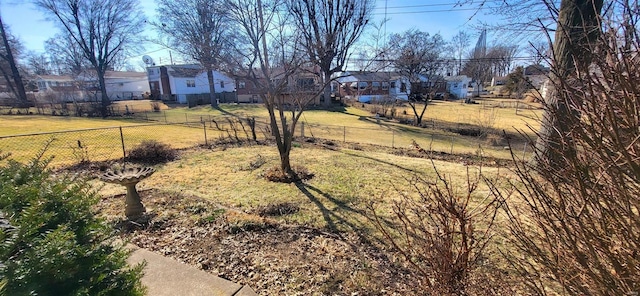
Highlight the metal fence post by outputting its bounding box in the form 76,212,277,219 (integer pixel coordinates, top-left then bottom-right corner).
164,111,168,123
392,130,395,148
145,112,148,121
450,136,454,154
119,126,126,160
185,113,188,124
301,122,305,137
203,122,208,145
343,126,346,143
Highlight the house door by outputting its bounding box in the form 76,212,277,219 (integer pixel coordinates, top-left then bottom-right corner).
149,81,161,99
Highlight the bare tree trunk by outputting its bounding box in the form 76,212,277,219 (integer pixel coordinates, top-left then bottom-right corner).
409,101,428,126
97,72,110,117
534,0,603,169
0,15,28,107
322,70,331,107
208,68,218,107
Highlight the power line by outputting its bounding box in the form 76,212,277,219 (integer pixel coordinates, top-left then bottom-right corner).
372,0,503,10
350,55,542,63
371,6,492,15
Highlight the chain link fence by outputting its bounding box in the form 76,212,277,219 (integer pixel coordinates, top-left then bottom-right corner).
1,110,526,167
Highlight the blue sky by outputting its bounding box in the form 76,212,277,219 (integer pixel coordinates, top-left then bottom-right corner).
0,0,499,67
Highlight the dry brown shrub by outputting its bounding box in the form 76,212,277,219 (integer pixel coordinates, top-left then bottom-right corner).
491,5,640,294
127,140,177,164
368,163,511,295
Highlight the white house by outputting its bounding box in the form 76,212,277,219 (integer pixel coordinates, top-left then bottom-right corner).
34,74,84,103
103,71,150,100
444,75,472,99
147,64,235,104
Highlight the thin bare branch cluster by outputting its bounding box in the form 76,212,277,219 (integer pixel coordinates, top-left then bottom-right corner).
369,164,508,295
493,2,640,294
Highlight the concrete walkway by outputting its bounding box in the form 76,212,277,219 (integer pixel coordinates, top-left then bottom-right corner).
127,245,258,296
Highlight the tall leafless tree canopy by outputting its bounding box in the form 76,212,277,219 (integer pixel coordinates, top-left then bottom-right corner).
24,52,52,76
34,0,145,116
388,29,446,125
449,30,471,76
45,34,90,76
155,0,229,107
288,0,372,105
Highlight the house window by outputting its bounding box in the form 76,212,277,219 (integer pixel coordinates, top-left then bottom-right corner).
382,82,389,90
453,83,459,88
238,81,246,89
297,78,314,89
372,82,380,90
186,80,195,87
358,82,368,90
400,82,407,92
220,81,225,88
390,81,396,88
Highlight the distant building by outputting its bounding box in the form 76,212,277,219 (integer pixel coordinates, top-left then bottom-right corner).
234,66,324,105
523,64,550,90
34,75,84,103
337,71,410,103
490,76,507,87
34,71,150,102
103,71,150,101
444,75,472,99
146,64,235,104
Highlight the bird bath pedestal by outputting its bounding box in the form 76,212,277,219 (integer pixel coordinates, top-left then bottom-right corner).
101,167,155,219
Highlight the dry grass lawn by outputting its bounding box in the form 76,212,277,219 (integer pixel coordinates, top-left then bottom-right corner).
97,145,504,232
0,99,541,166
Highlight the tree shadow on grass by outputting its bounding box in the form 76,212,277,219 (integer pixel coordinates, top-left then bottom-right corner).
340,150,420,174
294,182,394,246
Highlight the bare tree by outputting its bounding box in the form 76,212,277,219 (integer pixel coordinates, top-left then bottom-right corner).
450,30,471,76
486,44,518,77
34,0,145,117
224,0,321,178
461,50,489,97
287,0,372,107
154,0,229,108
45,34,89,75
24,52,53,76
461,42,517,96
0,14,28,107
388,29,446,126
525,40,551,66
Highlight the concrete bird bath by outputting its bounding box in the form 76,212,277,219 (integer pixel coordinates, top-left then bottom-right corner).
101,167,155,219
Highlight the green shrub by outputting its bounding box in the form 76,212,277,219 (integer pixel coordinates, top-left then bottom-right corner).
0,156,145,296
127,140,177,164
